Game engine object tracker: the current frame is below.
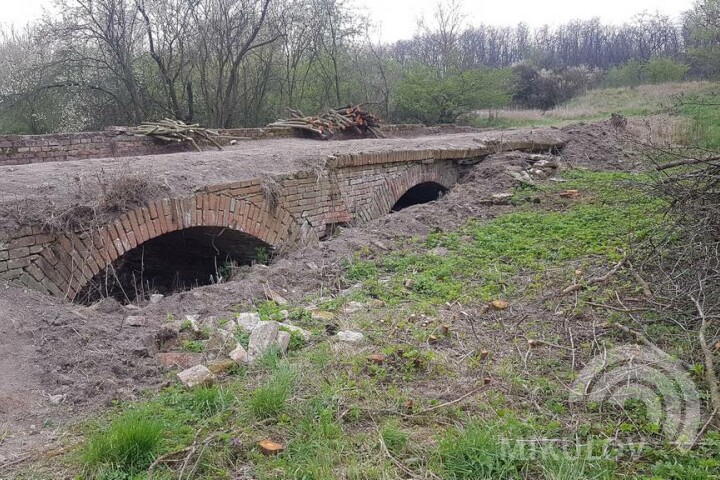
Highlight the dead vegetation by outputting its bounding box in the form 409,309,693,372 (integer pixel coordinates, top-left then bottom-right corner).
0,168,170,235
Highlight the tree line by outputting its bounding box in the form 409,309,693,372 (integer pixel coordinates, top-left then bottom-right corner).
0,0,718,134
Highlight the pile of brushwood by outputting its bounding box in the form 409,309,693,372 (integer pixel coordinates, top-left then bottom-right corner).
131,119,234,151
268,105,383,140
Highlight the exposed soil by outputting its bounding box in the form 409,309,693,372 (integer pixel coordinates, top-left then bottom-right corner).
0,119,646,471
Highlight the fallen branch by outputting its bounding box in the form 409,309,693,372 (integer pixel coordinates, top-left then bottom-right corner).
562,254,627,295
655,156,720,171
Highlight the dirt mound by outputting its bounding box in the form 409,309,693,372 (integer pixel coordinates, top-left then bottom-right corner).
0,287,165,464
561,120,643,170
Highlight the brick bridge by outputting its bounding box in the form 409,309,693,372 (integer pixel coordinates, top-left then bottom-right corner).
0,129,566,302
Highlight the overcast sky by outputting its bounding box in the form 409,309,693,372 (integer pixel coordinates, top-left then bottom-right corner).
2,0,694,42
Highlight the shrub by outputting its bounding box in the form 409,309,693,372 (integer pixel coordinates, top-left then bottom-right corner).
607,57,689,87
513,64,601,109
393,66,514,124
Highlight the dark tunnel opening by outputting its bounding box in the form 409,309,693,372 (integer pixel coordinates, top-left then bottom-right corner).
78,227,271,304
391,182,448,212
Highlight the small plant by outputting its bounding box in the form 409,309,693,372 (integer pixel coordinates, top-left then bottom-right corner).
187,386,234,416
249,365,296,419
182,340,205,353
83,411,163,475
380,421,409,455
255,247,271,265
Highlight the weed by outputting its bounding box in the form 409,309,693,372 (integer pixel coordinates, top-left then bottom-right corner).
182,339,205,353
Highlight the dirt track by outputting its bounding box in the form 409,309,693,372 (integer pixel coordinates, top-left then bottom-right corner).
0,120,644,469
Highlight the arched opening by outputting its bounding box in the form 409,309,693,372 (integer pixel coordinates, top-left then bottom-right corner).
391,182,448,212
78,227,271,304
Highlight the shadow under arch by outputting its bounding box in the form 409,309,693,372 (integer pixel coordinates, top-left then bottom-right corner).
76,226,271,304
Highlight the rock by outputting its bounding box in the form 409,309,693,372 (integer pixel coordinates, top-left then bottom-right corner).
185,314,201,333
229,344,249,364
311,310,335,321
57,374,73,386
149,294,164,304
156,352,203,370
177,365,215,388
258,440,285,455
205,329,236,357
206,359,236,375
490,299,509,310
264,286,288,305
48,394,66,405
279,323,311,341
336,330,364,343
236,312,261,332
276,331,291,352
367,299,385,308
279,310,290,320
248,321,280,361
342,301,365,313
125,315,148,327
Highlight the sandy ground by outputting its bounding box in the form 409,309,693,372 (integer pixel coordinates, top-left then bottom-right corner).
0,119,646,471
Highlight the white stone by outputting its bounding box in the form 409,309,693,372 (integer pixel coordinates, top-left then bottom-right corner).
342,301,365,313
276,331,291,352
185,314,201,332
336,330,365,343
149,294,164,304
279,323,312,341
206,329,236,356
236,312,261,332
229,344,249,364
48,394,66,405
177,365,215,388
248,321,280,361
125,316,148,327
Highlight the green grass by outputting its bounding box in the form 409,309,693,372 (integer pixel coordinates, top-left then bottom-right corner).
82,411,163,477
467,81,715,129
344,170,661,309
248,364,297,419
677,91,720,148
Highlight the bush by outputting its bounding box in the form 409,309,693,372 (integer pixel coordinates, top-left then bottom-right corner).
607,57,689,87
393,66,514,124
513,64,601,109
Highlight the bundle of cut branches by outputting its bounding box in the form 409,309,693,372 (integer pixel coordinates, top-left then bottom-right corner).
267,105,384,140
131,119,234,151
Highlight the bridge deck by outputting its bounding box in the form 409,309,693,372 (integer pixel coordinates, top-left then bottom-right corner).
0,129,564,210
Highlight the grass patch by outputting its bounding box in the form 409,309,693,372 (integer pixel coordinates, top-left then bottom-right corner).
82,411,163,477
345,170,661,309
249,364,296,419
467,81,714,129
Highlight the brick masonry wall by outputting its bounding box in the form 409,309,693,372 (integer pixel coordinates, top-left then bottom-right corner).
0,136,565,299
0,127,304,166
0,124,461,166
0,153,461,299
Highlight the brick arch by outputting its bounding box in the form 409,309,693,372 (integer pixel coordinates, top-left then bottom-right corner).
36,192,300,300
355,163,459,222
